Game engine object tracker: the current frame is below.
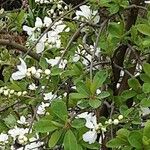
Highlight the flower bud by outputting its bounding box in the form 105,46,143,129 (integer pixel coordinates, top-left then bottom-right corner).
18,135,28,144
3,90,9,96
57,4,62,9
22,91,27,95
30,66,37,75
118,115,123,120
9,90,15,94
113,119,119,125
17,91,22,97
44,69,51,75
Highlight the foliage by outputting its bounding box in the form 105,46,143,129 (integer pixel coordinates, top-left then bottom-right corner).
0,0,150,150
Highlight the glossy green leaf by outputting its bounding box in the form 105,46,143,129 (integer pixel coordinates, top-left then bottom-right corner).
49,130,62,148
89,99,101,108
51,101,68,121
63,130,78,150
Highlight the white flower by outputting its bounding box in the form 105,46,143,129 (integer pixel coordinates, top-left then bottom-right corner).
0,133,8,143
36,42,45,54
17,116,28,125
37,102,49,115
11,58,27,80
75,5,100,24
18,135,28,144
8,126,29,139
78,112,99,144
28,83,38,90
17,137,43,150
43,92,56,101
83,130,97,144
35,17,43,28
30,66,37,75
46,57,67,69
96,89,101,95
43,16,52,27
72,54,80,62
23,25,35,36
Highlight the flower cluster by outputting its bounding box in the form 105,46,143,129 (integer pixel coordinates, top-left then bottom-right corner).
0,86,27,97
78,113,124,144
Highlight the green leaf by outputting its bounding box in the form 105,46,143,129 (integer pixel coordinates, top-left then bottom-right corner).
128,131,143,149
128,78,141,91
51,67,62,76
121,90,137,100
81,141,100,149
51,101,68,121
144,120,150,139
76,81,90,96
97,91,110,99
34,119,58,133
142,83,150,93
106,138,126,148
89,99,101,108
71,118,86,129
49,130,62,148
143,63,150,77
117,128,130,139
70,93,88,99
91,70,108,94
39,57,48,69
63,130,78,150
0,120,8,132
140,74,150,83
140,98,150,107
137,24,150,36
4,114,16,128
108,22,124,38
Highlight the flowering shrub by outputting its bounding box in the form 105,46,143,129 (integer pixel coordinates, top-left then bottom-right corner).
1,0,150,149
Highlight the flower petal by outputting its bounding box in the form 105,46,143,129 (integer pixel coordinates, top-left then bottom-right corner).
83,130,97,144
36,42,45,54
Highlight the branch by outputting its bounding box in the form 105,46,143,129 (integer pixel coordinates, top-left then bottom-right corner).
0,39,40,61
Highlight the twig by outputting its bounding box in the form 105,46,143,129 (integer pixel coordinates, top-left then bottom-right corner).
127,44,142,65
0,39,40,61
90,19,108,80
57,23,86,65
113,63,134,78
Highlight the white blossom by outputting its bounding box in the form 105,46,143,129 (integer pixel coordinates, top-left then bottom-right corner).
46,57,67,69
43,92,56,101
78,112,99,144
17,116,28,125
18,135,28,144
28,83,38,91
8,126,29,139
23,25,35,36
36,42,45,54
0,133,8,143
75,5,100,24
37,102,49,115
11,58,27,80
43,16,52,27
35,17,43,28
